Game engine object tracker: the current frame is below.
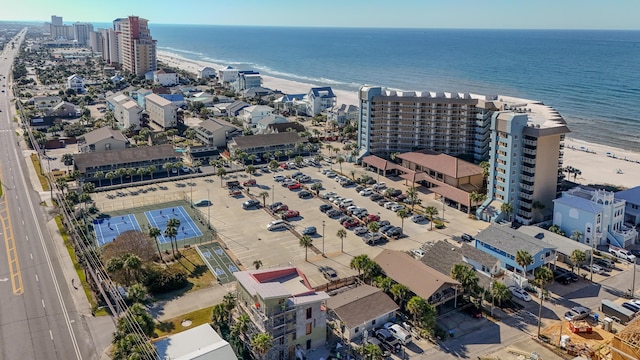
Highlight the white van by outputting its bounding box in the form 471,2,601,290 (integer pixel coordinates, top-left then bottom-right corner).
267,220,287,231
383,322,412,345
340,199,354,207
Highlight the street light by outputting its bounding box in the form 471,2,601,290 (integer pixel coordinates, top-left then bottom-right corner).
207,188,211,230
322,221,326,257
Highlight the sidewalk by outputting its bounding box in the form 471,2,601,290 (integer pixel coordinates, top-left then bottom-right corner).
149,282,236,321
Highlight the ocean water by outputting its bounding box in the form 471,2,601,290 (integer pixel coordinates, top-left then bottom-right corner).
146,25,640,151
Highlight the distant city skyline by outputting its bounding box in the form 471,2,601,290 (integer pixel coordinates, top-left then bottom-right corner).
1,0,639,30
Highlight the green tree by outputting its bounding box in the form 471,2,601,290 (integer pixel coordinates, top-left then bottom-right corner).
268,160,279,172
247,154,257,165
501,202,514,221
116,167,127,184
246,164,256,180
534,267,554,337
571,230,583,242
450,263,479,297
479,161,490,178
406,186,419,210
105,171,115,186
94,171,104,187
148,227,163,262
126,283,148,304
491,281,511,306
273,150,282,161
350,254,371,279
250,333,273,360
367,221,380,233
126,168,137,183
311,182,322,195
61,153,74,173
336,228,347,253
373,276,394,294
396,208,409,234
390,283,410,310
570,249,586,273
357,343,383,360
216,167,227,187
253,260,263,270
300,235,313,261
294,155,304,167
164,224,178,258
259,191,269,207
515,250,533,286
406,296,436,330
337,156,344,173
55,177,68,194
424,206,438,230
147,165,156,180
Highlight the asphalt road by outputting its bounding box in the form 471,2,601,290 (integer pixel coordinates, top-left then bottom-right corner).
0,29,93,360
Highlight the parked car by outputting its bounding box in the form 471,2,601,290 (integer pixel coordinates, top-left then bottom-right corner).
373,182,387,190
281,210,300,219
319,204,333,213
327,209,342,218
359,188,373,196
390,204,406,212
582,264,604,275
461,233,474,242
298,190,313,199
367,214,381,223
299,175,312,183
466,305,483,318
376,199,388,206
301,226,317,235
322,191,337,199
411,249,425,259
353,226,368,235
288,182,301,190
387,188,402,197
326,171,337,178
554,267,579,282
377,220,391,227
384,227,403,237
319,266,338,280
291,171,304,178
384,202,398,209
594,257,614,270
379,224,393,233
509,286,531,302
382,322,412,345
355,185,365,193
273,204,289,213
564,306,590,321
193,199,212,207
365,338,390,358
242,199,260,209
364,232,385,245
343,218,359,228
374,328,401,353
274,175,286,182
338,215,352,224
411,214,426,223
370,194,383,201
242,179,256,186
266,220,287,231
394,194,407,202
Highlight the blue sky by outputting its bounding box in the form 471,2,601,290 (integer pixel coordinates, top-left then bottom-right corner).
3,0,639,29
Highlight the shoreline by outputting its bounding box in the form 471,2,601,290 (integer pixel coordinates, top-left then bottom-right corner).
157,51,639,189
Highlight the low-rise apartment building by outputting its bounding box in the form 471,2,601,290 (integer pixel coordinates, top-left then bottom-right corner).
306,87,336,116
193,119,242,148
227,132,309,159
235,267,329,360
78,126,130,153
615,186,640,227
145,93,178,129
153,68,179,86
106,93,142,130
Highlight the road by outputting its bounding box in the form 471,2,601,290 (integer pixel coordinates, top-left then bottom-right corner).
0,29,96,360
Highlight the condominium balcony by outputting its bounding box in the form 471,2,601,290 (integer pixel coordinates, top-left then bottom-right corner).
522,148,537,156
522,138,537,146
519,192,533,201
521,174,535,182
521,165,536,173
520,183,534,191
522,157,536,166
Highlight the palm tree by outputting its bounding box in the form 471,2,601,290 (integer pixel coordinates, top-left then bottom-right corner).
406,186,419,210
479,161,490,179
105,171,115,186
268,160,279,172
251,333,273,360
164,225,178,258
94,171,104,187
163,162,173,178
389,152,399,163
515,250,533,286
126,283,148,304
125,168,136,183
61,153,74,173
217,167,227,187
247,154,257,165
350,254,371,279
367,221,380,234
390,283,409,310
450,263,479,298
548,224,564,235
469,191,487,213
424,206,438,230
116,167,127,184
406,296,428,324
534,267,554,337
136,167,146,182
570,249,586,273
246,165,256,180
373,276,394,294
311,182,322,195
147,165,156,180
285,149,294,161
253,260,263,270
571,230,583,242
148,227,163,261
259,191,269,207
336,228,347,253
396,208,409,234
491,281,511,306
167,218,181,253
122,254,142,285
337,156,344,173
294,155,304,167
262,152,271,163
358,343,383,360
299,235,313,261
273,150,282,161
501,202,514,221
55,177,68,194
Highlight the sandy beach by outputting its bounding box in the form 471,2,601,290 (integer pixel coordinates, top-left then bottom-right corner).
157,51,639,190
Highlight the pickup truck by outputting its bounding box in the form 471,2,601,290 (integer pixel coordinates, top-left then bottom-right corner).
609,247,636,262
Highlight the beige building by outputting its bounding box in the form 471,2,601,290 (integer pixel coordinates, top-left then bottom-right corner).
78,126,130,153
106,93,142,130
145,93,178,129
115,16,157,76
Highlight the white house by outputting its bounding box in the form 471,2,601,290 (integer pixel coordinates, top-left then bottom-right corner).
217,66,238,84
306,87,336,116
615,186,640,226
153,69,179,86
154,324,237,360
193,119,242,147
145,93,178,129
66,74,84,93
239,105,274,129
328,103,359,126
234,70,262,92
197,66,216,79
255,114,289,134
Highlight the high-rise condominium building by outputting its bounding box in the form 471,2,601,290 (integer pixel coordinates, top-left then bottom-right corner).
73,22,93,46
115,16,157,76
357,86,494,162
51,15,63,26
477,96,570,225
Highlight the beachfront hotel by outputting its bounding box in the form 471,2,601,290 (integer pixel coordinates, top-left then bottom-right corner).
112,16,157,76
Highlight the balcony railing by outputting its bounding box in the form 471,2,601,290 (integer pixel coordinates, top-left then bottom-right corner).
523,139,537,146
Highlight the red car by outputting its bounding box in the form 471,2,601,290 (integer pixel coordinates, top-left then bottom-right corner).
343,218,359,228
367,214,380,223
288,182,301,190
280,163,288,169
274,204,289,212
281,210,300,219
243,179,256,186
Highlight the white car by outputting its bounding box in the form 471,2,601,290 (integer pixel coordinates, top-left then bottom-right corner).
391,204,406,212
326,172,337,178
359,188,373,196
353,226,368,235
411,249,425,259
509,287,531,302
322,191,337,199
274,175,286,182
384,202,398,209
373,182,387,190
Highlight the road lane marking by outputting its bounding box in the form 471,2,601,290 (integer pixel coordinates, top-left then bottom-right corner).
30,253,33,260
49,330,53,340
35,274,38,282
0,172,24,294
42,299,45,308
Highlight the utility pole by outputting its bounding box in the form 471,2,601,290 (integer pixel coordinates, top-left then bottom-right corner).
322,221,326,257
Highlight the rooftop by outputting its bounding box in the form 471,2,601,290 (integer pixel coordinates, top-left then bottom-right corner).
326,285,398,329
374,250,459,301
146,93,173,107
396,151,483,178
310,87,336,98
616,186,640,204
517,226,593,256
475,224,556,256
73,144,178,172
196,118,239,133
235,267,322,300
230,132,307,150
267,122,306,133
154,324,237,360
80,126,128,145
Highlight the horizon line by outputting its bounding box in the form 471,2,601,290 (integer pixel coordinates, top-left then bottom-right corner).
1,20,639,31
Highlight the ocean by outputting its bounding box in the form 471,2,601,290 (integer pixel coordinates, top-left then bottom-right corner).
144,25,639,151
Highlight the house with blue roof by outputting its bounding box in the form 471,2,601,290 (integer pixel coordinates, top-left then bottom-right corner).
158,93,185,108
553,187,638,248
474,224,556,284
615,186,640,226
306,87,336,116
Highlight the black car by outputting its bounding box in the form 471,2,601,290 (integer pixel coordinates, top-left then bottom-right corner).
355,185,365,192
298,190,313,199
385,227,403,237
366,178,377,185
376,199,387,206
554,267,579,282
319,204,333,212
327,209,342,218
379,224,393,233
370,194,383,201
338,215,351,223
553,271,571,285
387,189,402,197
465,305,482,318
270,202,283,210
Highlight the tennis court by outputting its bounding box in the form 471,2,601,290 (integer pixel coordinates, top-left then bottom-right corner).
197,242,238,284
93,214,142,246
144,206,203,244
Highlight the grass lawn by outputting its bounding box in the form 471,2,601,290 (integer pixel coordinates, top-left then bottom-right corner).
154,306,215,338
30,154,50,191
152,248,217,301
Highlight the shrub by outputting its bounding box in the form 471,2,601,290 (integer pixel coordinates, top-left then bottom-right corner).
143,266,188,294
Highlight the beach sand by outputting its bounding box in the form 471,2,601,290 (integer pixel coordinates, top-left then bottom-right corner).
157,51,639,190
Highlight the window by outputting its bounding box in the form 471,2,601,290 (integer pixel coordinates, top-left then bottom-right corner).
306,308,312,319
306,323,312,335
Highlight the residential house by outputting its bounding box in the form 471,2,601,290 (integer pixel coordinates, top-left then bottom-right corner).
218,66,238,85
374,249,460,308
158,93,186,108
326,285,399,341
474,224,557,283
517,226,593,266
235,267,330,360
274,93,306,114
422,241,502,282
224,100,250,117
46,101,78,118
193,119,242,148
243,86,274,99
78,126,130,153
197,66,216,79
255,115,289,134
73,144,180,185
239,105,274,129
154,324,237,360
145,93,178,129
110,73,124,84
306,87,337,116
31,95,62,111
553,187,638,248
227,132,309,159
234,70,262,92
609,315,640,360
328,104,359,126
615,186,640,226
266,122,306,135
66,74,84,93
153,69,179,86
362,151,483,213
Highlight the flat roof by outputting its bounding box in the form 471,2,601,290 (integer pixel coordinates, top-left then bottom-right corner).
235,267,326,300
230,132,307,150
154,324,237,360
73,144,178,172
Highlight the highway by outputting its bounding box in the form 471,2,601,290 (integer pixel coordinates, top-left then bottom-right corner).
0,29,97,360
